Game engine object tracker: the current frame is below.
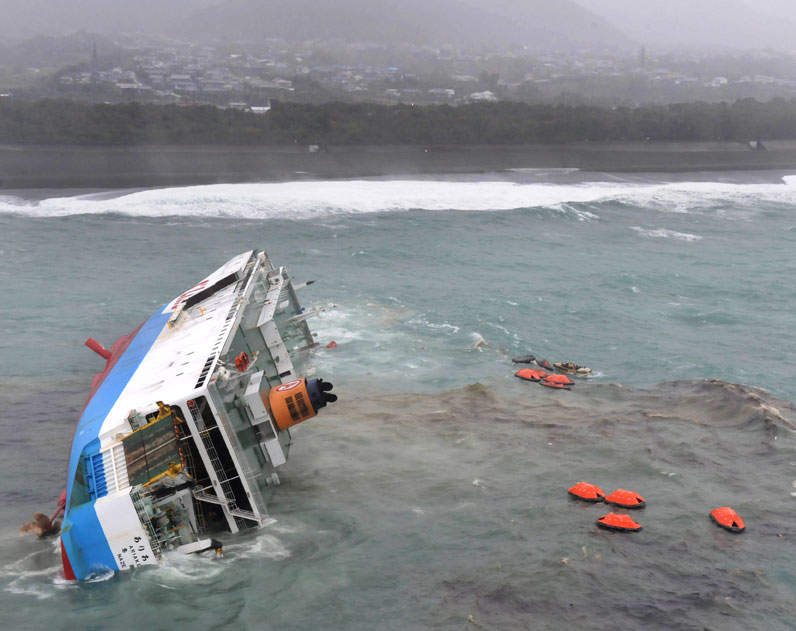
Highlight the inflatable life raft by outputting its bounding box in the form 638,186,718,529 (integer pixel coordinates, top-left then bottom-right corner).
515,369,575,390
511,355,536,364
710,507,745,533
605,489,646,509
515,368,549,382
540,373,574,390
596,513,642,532
568,481,606,503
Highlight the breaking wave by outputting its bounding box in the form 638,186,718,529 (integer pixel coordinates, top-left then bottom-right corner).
1,175,796,219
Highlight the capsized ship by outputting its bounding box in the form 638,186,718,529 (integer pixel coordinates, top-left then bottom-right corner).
60,249,336,580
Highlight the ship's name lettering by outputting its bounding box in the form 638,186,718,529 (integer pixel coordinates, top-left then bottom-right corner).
117,535,151,569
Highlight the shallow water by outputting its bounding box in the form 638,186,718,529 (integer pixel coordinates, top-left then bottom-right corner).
0,171,794,629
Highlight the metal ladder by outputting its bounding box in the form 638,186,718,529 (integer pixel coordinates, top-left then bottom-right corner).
130,487,163,560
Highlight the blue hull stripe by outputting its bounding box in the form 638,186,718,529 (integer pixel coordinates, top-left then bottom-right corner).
62,306,171,579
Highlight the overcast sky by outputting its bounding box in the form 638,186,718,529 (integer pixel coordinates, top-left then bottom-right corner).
574,0,796,20
2,0,796,52
573,0,796,51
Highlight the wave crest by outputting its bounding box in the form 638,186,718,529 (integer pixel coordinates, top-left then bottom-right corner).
0,175,793,219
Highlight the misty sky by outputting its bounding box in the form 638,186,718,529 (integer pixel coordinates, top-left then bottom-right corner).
575,0,796,20
3,0,796,52
573,0,796,50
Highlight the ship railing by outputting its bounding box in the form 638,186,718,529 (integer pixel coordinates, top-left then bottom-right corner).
257,250,274,272
192,486,263,525
130,486,164,560
187,402,247,530
207,389,270,522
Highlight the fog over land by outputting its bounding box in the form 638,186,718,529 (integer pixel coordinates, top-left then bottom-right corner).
574,0,796,51
1,0,796,52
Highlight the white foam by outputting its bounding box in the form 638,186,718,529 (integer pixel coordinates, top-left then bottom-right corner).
223,532,291,561
0,180,606,218
141,552,226,583
631,226,703,241
1,177,795,219
407,317,461,335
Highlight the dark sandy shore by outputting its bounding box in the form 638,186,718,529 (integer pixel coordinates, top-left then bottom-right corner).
3,140,796,189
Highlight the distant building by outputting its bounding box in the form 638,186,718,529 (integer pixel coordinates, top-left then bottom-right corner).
469,90,498,102
249,102,271,114
428,88,455,99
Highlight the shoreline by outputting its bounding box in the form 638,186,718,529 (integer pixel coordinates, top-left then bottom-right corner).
3,141,796,189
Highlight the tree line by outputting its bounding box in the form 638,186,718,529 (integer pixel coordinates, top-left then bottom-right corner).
1,97,796,145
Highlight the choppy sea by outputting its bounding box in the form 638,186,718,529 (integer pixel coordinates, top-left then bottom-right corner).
0,169,794,630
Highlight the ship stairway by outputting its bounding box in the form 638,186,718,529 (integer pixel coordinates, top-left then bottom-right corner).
192,487,262,525
177,435,206,533
229,507,260,522
188,403,249,532
198,430,249,529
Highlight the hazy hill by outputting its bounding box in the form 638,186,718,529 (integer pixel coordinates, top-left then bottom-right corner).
574,0,796,51
0,0,218,39
171,0,633,51
3,0,796,53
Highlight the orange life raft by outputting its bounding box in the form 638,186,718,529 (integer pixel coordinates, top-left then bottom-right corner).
605,489,646,509
710,507,745,533
568,481,606,502
515,368,549,382
596,513,642,532
542,374,574,386
540,373,574,390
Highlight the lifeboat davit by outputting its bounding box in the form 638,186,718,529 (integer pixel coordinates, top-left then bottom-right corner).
515,368,549,382
605,489,646,509
568,481,605,502
710,507,745,533
597,513,642,532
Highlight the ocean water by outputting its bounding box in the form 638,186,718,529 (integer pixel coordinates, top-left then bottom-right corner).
0,170,794,630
